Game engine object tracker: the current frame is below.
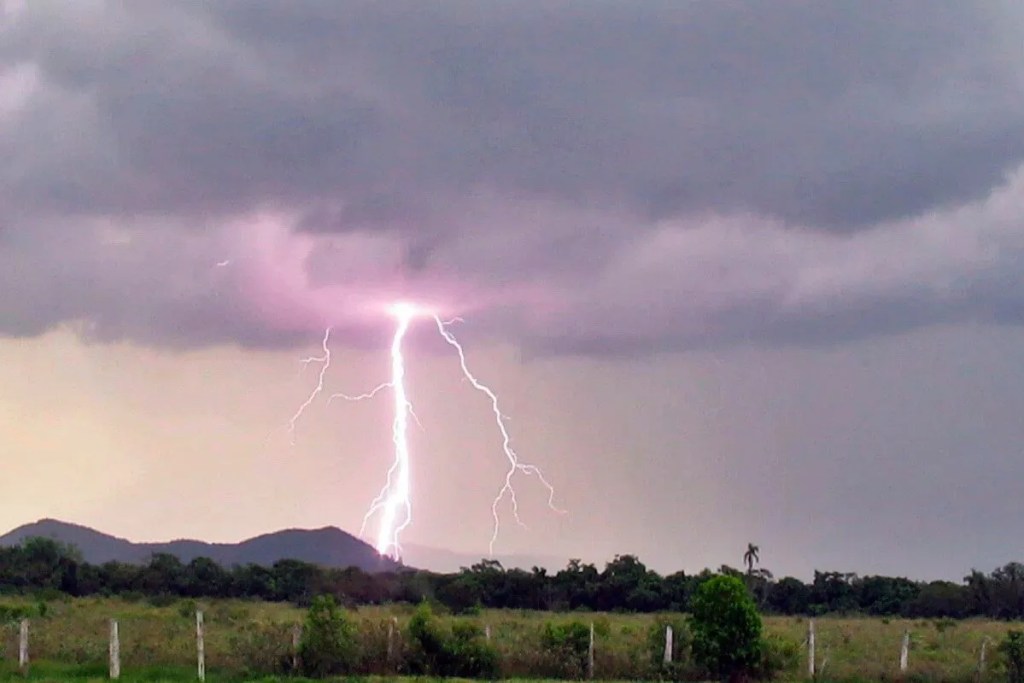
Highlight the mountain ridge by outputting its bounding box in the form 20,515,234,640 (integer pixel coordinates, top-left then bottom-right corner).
0,518,402,573
0,519,570,573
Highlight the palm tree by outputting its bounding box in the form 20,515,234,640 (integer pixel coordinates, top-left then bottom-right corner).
743,543,760,575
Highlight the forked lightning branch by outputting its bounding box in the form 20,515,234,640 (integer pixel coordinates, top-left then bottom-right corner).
287,302,563,561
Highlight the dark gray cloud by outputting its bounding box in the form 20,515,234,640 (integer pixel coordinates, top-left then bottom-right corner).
1,0,1023,351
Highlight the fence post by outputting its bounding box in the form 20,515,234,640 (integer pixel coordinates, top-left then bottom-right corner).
18,619,28,673
588,622,595,679
386,617,397,666
196,610,205,682
664,625,673,664
808,619,815,679
977,636,990,683
292,623,302,673
485,623,491,642
899,629,910,673
109,619,120,680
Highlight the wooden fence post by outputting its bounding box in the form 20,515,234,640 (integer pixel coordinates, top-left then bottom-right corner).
109,619,120,680
808,619,815,679
663,625,673,664
292,623,302,672
18,619,28,673
196,610,205,682
485,624,491,642
977,637,990,682
386,617,397,665
588,622,595,680
899,629,910,673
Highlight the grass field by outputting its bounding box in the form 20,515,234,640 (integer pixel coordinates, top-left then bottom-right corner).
1,596,1021,682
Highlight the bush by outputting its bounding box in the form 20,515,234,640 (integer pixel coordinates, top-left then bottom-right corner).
689,575,763,682
447,620,500,677
406,602,498,678
539,620,592,679
1000,630,1024,683
298,595,358,677
177,598,198,619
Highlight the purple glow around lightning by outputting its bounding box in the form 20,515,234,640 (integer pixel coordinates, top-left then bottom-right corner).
287,302,563,560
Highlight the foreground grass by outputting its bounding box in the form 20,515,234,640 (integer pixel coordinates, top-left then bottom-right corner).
0,661,613,683
0,661,488,683
1,596,1022,681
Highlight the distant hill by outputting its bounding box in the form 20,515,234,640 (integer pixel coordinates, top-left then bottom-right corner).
0,519,403,573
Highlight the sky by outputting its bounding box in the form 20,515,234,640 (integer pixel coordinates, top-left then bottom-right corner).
1,0,1024,582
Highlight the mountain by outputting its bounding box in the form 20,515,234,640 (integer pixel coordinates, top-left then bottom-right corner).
0,519,402,573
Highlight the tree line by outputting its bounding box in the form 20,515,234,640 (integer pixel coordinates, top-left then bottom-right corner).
3,537,1024,619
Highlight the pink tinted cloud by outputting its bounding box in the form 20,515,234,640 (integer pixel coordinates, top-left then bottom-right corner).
225,213,562,345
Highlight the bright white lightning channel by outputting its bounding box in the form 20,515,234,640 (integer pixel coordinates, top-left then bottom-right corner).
289,304,562,561
358,304,415,560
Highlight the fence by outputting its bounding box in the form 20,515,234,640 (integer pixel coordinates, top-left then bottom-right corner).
0,605,1017,681
9,610,614,679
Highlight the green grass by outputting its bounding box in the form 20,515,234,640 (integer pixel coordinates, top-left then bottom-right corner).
1,596,1021,681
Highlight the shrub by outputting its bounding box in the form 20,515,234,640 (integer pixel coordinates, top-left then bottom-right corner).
539,620,592,679
177,598,198,619
689,575,763,682
1000,630,1024,683
405,602,498,678
298,595,358,677
446,620,500,678
406,602,448,674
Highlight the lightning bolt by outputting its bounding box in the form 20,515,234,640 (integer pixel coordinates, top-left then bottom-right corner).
286,328,332,444
357,305,417,559
285,303,562,561
329,382,392,403
433,315,564,555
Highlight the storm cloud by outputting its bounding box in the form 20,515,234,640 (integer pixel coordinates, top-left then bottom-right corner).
2,0,1024,353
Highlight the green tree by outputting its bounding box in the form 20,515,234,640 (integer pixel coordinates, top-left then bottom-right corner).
184,557,230,597
140,553,185,595
690,575,763,682
554,559,600,610
765,576,810,614
298,595,357,677
597,554,663,612
1000,630,1024,683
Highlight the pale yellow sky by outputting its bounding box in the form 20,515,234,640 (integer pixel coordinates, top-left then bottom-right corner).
0,324,734,567
5,323,1023,580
